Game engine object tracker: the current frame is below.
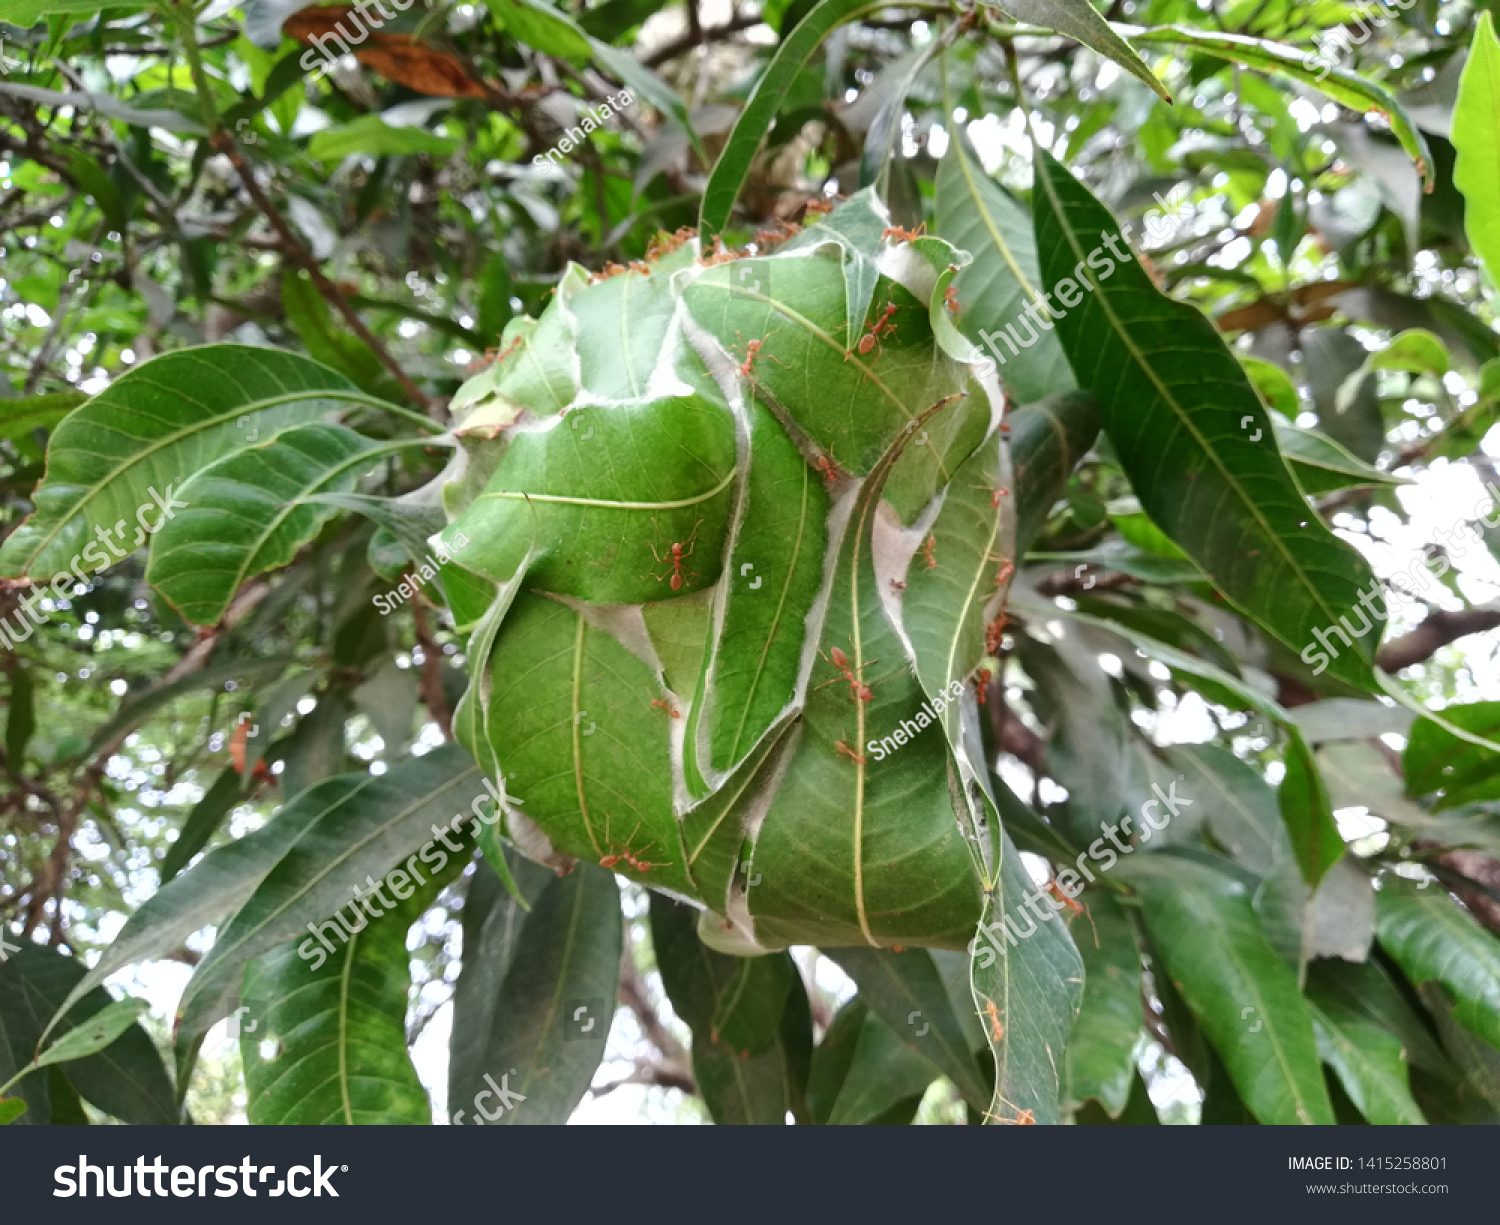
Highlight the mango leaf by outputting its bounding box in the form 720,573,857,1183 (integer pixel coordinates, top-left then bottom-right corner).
814,1000,936,1125
1306,957,1454,1077
1452,12,1500,278
1129,25,1434,189
969,834,1086,1124
1404,700,1500,810
0,945,176,1125
1119,852,1334,1123
1031,148,1379,693
934,136,1076,404
0,391,86,448
0,346,421,584
651,894,811,1123
308,115,459,161
0,1098,25,1125
1306,997,1426,1124
1064,893,1142,1117
826,946,990,1111
455,864,622,1124
34,1000,150,1071
1273,416,1406,494
699,0,889,237
447,854,556,1110
710,954,798,1057
242,883,441,1124
159,767,243,884
176,744,483,1049
995,0,1169,101
147,425,421,625
41,772,327,1047
1376,878,1500,1051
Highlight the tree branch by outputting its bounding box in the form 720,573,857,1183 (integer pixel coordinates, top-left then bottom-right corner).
208,130,433,412
1375,606,1500,672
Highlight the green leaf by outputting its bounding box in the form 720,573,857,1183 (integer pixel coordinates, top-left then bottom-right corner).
1277,738,1346,894
706,394,830,774
1452,12,1500,278
1307,997,1426,1125
1306,957,1454,1077
1376,878,1500,1051
996,0,1169,101
307,116,459,162
710,954,797,1056
1031,148,1379,692
1405,700,1500,810
1273,417,1406,494
969,834,1086,1124
588,38,708,167
35,999,150,1071
651,895,811,1123
825,946,990,1111
0,346,413,584
147,425,416,625
40,775,323,1048
1130,25,1434,189
454,864,623,1124
488,0,592,60
933,135,1076,404
0,391,86,447
159,767,242,884
699,0,887,237
5,666,34,769
447,854,555,1108
176,744,483,1047
0,944,176,1125
243,902,432,1124
1064,894,1142,1117
815,1000,936,1124
1119,852,1335,1123
0,1098,26,1125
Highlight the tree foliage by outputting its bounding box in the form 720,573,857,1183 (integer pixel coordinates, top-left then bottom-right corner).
3,0,1500,1126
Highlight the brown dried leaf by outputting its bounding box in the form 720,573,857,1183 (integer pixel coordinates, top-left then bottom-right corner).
284,6,488,98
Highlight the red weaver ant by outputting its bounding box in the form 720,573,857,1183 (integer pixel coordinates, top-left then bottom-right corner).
848,302,903,361
645,518,703,592
881,223,927,243
730,329,788,379
944,283,961,314
651,698,681,719
919,535,938,570
817,645,875,703
600,822,670,873
835,739,867,765
814,453,845,489
983,996,1004,1042
975,666,992,707
993,559,1015,589
1045,880,1099,945
984,613,1008,656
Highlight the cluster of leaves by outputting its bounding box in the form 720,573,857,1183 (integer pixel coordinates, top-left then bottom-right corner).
4,0,1500,1126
